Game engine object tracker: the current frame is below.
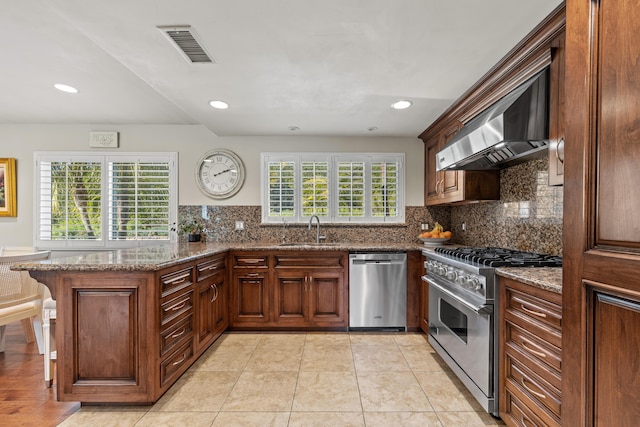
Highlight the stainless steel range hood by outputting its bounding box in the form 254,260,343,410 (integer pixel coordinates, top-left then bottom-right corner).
436,69,549,171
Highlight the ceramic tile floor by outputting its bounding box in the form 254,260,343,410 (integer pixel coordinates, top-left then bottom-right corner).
58,332,506,427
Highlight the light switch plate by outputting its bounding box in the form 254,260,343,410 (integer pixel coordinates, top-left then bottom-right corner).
235,220,245,230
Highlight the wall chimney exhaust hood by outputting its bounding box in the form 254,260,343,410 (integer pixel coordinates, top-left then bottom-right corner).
436,69,549,171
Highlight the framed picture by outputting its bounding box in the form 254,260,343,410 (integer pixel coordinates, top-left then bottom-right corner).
0,158,17,217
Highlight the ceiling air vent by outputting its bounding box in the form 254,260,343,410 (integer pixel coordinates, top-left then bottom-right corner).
157,25,214,64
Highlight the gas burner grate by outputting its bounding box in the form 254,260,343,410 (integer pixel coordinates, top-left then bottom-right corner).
434,246,562,267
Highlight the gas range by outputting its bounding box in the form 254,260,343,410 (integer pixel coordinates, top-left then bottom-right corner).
422,246,562,416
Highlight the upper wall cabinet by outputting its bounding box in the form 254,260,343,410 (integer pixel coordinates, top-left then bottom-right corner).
423,120,500,206
548,33,566,186
420,5,566,205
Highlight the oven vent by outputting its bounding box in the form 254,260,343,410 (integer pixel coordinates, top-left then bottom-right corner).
157,25,214,63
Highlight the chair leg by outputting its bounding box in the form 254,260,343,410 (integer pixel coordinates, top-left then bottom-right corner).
20,318,37,344
43,309,53,387
32,316,45,355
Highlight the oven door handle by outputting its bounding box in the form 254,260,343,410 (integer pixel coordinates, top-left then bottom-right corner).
424,275,493,316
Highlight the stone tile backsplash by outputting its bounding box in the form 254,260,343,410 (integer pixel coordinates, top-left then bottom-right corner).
450,157,563,256
178,205,450,246
179,157,562,256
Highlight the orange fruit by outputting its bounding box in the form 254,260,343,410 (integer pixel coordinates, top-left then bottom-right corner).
443,231,452,238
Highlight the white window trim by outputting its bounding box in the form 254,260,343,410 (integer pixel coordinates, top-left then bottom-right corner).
261,152,405,224
34,151,178,250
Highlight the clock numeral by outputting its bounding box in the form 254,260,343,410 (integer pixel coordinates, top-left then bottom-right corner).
215,156,223,162
230,177,236,184
203,177,210,184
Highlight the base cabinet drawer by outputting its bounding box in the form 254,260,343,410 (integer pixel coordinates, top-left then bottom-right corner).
160,314,193,356
506,356,561,419
500,277,562,427
504,389,558,427
160,339,194,386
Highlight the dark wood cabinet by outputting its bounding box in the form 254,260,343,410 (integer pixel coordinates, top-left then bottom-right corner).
195,254,227,352
422,119,500,206
563,0,640,424
40,252,228,404
547,32,565,186
230,250,348,330
499,277,562,427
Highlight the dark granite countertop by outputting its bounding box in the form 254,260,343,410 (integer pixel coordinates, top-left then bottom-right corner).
496,267,562,294
11,242,424,272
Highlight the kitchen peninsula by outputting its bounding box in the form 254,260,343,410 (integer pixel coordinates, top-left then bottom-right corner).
13,242,421,404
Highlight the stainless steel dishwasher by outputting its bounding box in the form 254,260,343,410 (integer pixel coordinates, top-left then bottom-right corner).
349,252,407,331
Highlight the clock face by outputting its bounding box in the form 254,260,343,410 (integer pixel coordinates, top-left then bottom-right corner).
195,149,245,199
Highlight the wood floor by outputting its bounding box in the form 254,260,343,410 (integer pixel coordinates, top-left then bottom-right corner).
0,322,79,427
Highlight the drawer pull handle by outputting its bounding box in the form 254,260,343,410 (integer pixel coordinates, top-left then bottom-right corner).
172,353,187,366
520,416,537,427
170,327,186,339
164,272,190,285
242,259,263,264
246,273,260,277
521,377,547,400
199,265,218,272
520,304,547,318
521,340,547,358
165,299,188,312
210,283,219,302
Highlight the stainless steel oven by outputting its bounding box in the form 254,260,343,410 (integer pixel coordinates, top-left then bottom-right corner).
422,246,562,417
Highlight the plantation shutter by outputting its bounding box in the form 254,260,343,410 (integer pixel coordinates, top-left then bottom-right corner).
267,161,295,218
37,158,103,243
108,159,171,241
337,161,365,218
371,160,399,218
301,161,329,217
35,152,177,249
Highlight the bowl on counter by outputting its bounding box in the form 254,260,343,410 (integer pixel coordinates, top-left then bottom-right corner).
418,237,451,246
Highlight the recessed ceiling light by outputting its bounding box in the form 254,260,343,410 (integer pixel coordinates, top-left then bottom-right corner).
391,100,412,110
288,126,300,131
367,127,379,132
209,100,229,109
54,83,78,94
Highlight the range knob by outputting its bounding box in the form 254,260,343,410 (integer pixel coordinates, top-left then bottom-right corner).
437,265,447,275
467,277,482,291
445,268,458,281
456,275,468,286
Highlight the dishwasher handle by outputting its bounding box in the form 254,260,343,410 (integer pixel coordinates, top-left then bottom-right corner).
351,259,397,265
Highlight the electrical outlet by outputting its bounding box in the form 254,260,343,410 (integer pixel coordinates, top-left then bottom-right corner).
235,220,245,231
461,222,466,232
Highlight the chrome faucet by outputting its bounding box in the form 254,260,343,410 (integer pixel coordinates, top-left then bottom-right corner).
308,215,326,244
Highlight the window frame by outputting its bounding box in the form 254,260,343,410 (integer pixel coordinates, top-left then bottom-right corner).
261,152,405,224
34,151,178,250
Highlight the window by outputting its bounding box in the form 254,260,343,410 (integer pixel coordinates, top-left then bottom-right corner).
261,153,404,223
35,152,178,249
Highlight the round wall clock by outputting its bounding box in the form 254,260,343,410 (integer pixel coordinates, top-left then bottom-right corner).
195,149,245,199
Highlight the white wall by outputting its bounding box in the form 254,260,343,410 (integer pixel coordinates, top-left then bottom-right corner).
0,124,424,246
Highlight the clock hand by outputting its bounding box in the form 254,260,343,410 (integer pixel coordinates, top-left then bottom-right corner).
212,168,232,177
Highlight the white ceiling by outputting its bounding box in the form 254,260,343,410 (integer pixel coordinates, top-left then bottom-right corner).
1,0,562,138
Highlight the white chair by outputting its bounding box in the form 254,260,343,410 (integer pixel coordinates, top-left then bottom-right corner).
43,297,56,387
0,248,51,355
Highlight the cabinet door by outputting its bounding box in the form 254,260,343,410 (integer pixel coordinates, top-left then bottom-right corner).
308,270,346,326
231,272,269,325
424,134,441,204
564,0,640,424
273,271,307,325
548,32,565,186
439,122,463,202
195,273,226,351
195,279,215,350
213,277,227,334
